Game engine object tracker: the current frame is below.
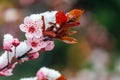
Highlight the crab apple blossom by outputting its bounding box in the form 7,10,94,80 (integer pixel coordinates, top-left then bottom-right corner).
45,41,55,51
0,68,13,76
26,37,47,53
2,41,13,52
3,35,20,52
0,9,83,78
28,52,39,60
0,63,16,76
19,17,43,38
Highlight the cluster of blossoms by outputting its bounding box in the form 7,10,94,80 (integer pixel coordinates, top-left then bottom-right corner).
20,67,66,80
0,9,83,79
20,15,55,53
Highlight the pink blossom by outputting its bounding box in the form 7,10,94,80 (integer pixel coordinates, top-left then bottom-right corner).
2,41,13,52
0,63,16,76
45,41,55,51
36,67,61,80
0,63,5,69
12,38,20,47
19,17,43,38
28,52,39,60
26,37,47,53
36,71,46,80
0,68,12,76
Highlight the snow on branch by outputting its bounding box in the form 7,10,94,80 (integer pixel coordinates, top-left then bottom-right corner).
0,9,83,77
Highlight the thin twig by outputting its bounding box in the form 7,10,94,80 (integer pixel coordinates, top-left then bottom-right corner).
7,51,9,65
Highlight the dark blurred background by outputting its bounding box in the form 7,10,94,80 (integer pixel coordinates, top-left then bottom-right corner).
0,0,120,80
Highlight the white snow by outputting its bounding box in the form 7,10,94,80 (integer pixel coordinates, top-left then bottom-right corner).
40,67,61,80
20,77,37,80
30,11,57,30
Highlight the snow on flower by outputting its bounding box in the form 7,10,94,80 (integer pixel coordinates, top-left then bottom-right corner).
37,67,61,80
20,67,65,80
3,34,20,52
2,34,14,52
19,17,43,38
4,34,14,42
30,11,57,30
0,34,31,76
0,9,83,77
2,41,13,52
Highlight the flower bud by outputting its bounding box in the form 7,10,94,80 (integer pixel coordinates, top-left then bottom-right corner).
12,38,20,47
28,52,39,60
2,41,12,52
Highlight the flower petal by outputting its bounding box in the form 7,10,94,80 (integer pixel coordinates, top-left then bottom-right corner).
24,17,33,24
36,19,43,29
28,52,39,60
45,41,54,51
39,41,47,49
19,24,27,32
25,33,33,38
34,31,43,38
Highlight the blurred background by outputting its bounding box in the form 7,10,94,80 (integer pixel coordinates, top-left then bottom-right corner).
0,0,120,80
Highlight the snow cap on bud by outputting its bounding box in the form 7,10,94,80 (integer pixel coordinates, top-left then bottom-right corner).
36,67,61,80
2,41,12,52
4,34,14,42
12,38,20,47
2,34,14,52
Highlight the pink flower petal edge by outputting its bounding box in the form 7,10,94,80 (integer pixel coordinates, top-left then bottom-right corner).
36,71,46,80
28,52,39,60
45,41,55,51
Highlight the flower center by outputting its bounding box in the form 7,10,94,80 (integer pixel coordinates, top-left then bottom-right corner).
29,26,35,33
31,42,38,47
